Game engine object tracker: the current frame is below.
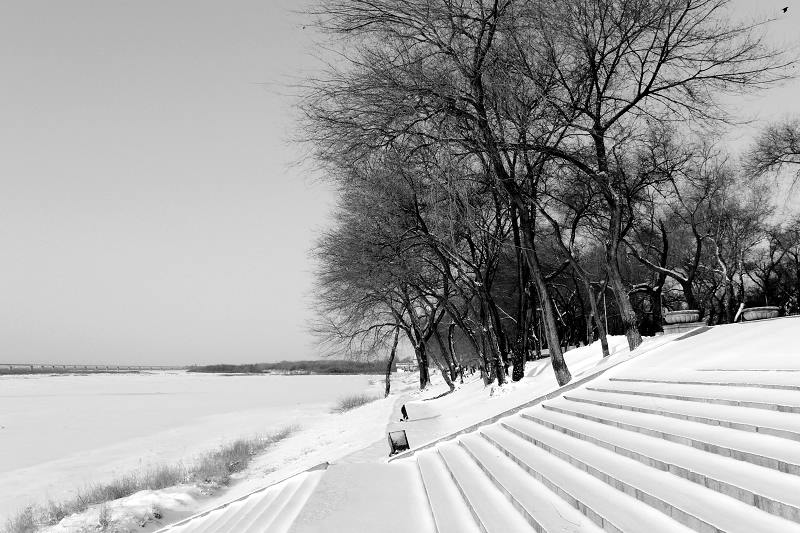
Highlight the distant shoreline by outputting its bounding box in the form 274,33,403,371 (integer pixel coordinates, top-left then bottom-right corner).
0,365,185,376
215,370,385,376
0,360,400,376
188,360,396,375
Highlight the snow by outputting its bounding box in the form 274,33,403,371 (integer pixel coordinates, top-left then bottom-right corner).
618,317,800,373
0,372,390,524
590,379,800,406
436,441,533,533
20,333,674,531
392,333,679,451
578,387,800,431
42,487,206,533
389,317,800,460
288,463,434,533
15,316,800,531
456,432,603,533
529,400,800,515
417,450,482,533
477,423,696,533
499,413,800,532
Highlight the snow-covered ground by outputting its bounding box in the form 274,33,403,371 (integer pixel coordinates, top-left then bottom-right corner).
0,372,383,520
278,317,800,533
620,317,800,372
135,332,682,533
394,317,800,454
34,373,423,533
18,318,792,532
395,333,679,449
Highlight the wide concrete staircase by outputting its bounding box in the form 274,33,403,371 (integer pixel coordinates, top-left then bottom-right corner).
409,370,800,532
156,367,800,532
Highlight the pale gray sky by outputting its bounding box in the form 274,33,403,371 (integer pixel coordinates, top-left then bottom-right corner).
0,0,331,365
0,1,797,365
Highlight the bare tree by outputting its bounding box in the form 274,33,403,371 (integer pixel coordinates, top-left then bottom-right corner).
302,0,791,387
305,0,576,384
747,118,800,182
626,143,730,315
524,0,791,350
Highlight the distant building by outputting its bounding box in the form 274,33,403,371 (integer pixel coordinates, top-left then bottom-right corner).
395,360,417,372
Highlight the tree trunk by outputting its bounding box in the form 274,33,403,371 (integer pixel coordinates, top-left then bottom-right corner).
513,207,571,385
725,276,736,323
531,297,543,359
680,280,698,310
431,352,455,392
651,289,664,332
432,324,457,381
407,330,430,389
527,249,571,385
478,295,505,386
485,292,510,367
384,328,400,397
604,177,641,351
606,255,642,351
447,323,463,384
510,203,529,382
444,305,483,367
572,271,589,346
470,89,568,383
586,280,610,357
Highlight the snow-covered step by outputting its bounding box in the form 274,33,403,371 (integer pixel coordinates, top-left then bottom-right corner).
587,381,800,414
457,433,603,533
542,398,800,475
163,474,306,533
188,497,253,533
501,414,800,532
417,451,482,533
565,389,800,442
611,376,800,392
244,475,306,531
437,441,533,533
289,463,434,533
479,424,694,533
214,489,281,532
523,406,800,523
697,369,800,372
265,470,325,533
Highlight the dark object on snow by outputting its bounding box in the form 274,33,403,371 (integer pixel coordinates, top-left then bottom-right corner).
400,404,408,421
388,430,410,456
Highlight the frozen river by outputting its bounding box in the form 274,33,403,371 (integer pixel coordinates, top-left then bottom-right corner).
0,371,376,518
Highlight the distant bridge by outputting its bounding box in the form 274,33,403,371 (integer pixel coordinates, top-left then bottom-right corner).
0,364,187,374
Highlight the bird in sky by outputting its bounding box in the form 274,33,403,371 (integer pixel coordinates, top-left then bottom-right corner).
783,6,789,13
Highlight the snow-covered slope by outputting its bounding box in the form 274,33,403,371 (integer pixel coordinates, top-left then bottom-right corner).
157,468,326,533
156,317,800,532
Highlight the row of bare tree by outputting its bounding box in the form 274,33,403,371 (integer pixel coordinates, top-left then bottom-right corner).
300,0,800,391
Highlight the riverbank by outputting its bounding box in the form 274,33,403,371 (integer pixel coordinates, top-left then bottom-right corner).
0,366,184,375
5,428,297,533
0,372,383,522
4,337,661,532
186,360,392,375
130,334,666,532
16,373,421,533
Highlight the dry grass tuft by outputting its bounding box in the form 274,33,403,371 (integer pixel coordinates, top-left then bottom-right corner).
2,426,297,533
331,393,378,413
2,508,35,533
